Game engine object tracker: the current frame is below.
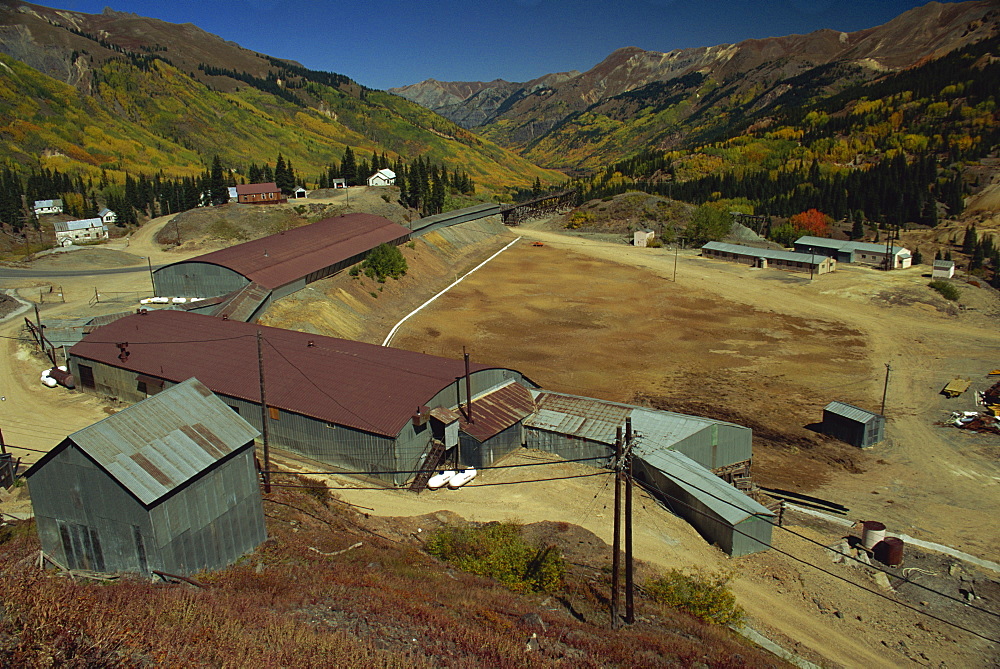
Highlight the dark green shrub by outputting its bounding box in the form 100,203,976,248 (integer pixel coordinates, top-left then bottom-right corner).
645,569,744,626
361,243,407,282
928,280,960,301
425,521,564,593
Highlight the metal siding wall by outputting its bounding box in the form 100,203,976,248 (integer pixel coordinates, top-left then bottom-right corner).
632,458,736,556
272,279,306,301
28,446,156,573
671,424,752,470
426,371,529,412
524,428,614,467
155,448,265,575
155,263,249,298
822,412,865,447
730,515,774,557
460,422,522,469
261,408,398,483
396,420,433,486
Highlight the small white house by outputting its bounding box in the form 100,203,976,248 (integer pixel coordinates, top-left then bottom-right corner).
634,228,655,247
932,259,955,279
227,186,238,201
293,186,308,199
33,199,63,216
330,179,346,189
53,218,109,247
367,169,396,187
98,207,117,225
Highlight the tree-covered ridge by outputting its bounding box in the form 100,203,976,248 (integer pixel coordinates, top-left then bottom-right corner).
576,36,1000,226
0,35,559,202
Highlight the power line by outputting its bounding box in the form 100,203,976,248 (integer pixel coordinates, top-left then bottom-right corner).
263,454,609,478
626,461,1000,622
646,481,1000,644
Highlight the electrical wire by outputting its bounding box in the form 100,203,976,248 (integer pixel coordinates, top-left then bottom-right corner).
630,455,1000,620
257,469,610,492
641,477,1000,644
261,454,608,478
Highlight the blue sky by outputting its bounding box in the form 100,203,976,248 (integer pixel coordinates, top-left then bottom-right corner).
57,1,934,90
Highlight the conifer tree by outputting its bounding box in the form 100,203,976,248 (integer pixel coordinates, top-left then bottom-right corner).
209,155,228,205
341,147,357,186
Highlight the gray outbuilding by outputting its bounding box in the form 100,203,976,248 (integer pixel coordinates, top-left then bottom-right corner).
822,401,885,448
25,378,265,575
632,448,774,557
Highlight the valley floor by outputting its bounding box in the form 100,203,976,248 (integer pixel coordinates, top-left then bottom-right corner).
0,212,997,667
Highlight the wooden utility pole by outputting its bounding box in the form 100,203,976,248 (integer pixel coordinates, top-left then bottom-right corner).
624,417,635,625
672,245,678,282
611,426,623,629
881,363,891,416
257,331,271,491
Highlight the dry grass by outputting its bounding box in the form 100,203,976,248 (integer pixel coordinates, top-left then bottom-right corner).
0,474,786,667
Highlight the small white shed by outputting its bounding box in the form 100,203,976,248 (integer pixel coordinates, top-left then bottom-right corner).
634,228,655,247
931,260,955,279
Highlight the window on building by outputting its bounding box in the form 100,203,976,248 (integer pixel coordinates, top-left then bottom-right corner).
269,406,280,420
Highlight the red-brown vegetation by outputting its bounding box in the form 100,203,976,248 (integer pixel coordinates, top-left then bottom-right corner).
0,474,786,666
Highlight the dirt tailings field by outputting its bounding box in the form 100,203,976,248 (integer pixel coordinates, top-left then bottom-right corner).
380,224,999,557
260,217,517,343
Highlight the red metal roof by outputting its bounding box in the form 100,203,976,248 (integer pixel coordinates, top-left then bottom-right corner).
166,214,411,290
459,382,535,442
235,182,279,195
70,310,495,438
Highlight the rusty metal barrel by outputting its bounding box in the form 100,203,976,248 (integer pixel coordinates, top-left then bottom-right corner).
874,537,904,566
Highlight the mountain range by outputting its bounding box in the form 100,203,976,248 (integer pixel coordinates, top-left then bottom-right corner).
390,1,999,171
0,1,557,189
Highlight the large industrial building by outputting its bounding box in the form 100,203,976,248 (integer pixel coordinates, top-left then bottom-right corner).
67,310,536,486
793,236,912,269
701,241,836,275
25,378,265,575
152,213,411,321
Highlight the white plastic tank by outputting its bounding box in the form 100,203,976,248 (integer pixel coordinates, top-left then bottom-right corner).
862,520,887,550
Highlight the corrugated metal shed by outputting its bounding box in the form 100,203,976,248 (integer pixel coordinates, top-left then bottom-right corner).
702,241,828,265
460,382,535,442
69,310,504,438
640,449,770,525
29,378,260,505
155,214,410,291
525,393,630,444
794,236,906,255
824,401,879,424
822,401,884,448
633,449,774,556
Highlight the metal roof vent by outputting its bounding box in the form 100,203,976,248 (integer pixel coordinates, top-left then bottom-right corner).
307,340,315,347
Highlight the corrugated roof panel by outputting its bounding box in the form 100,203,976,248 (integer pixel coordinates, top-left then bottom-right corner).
639,449,773,524
460,382,534,442
702,241,828,265
159,214,411,290
794,236,905,255
630,408,714,451
824,401,880,424
67,378,261,505
70,310,504,438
